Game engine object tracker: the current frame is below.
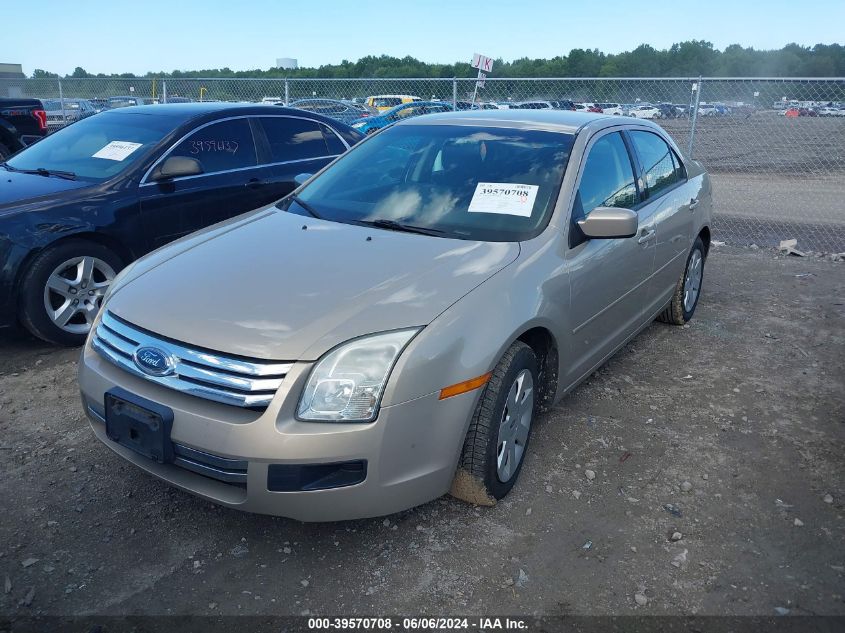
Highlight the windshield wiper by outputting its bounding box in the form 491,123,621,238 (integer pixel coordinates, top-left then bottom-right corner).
360,218,446,237
3,165,77,180
288,194,324,220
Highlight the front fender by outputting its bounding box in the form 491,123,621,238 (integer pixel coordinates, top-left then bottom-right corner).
381,232,570,409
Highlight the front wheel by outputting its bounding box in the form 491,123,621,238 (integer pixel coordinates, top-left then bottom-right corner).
18,240,123,346
658,236,706,325
450,341,538,504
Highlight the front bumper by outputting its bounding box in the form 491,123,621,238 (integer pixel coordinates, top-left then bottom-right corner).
78,342,477,522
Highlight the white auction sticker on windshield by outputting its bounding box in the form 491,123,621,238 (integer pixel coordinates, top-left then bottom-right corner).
92,141,143,161
468,182,539,217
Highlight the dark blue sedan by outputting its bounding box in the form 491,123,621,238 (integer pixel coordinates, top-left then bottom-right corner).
350,101,454,135
0,103,362,345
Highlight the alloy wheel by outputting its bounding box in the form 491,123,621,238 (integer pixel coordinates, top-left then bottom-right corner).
496,369,534,482
42,256,116,334
683,249,703,313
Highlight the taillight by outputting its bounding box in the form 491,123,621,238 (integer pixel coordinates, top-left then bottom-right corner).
32,109,47,131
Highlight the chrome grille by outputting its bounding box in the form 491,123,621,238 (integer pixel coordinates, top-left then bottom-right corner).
92,311,291,408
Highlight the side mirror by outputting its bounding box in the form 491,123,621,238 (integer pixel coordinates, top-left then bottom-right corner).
577,207,638,239
150,156,203,181
294,173,313,187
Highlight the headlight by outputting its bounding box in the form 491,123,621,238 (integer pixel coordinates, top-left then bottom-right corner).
297,328,420,422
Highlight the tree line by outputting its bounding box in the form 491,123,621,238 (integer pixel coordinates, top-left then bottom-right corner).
31,41,845,80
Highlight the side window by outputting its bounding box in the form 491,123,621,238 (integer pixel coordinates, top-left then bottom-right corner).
577,132,638,218
258,117,330,163
169,118,257,175
320,123,346,155
629,131,682,199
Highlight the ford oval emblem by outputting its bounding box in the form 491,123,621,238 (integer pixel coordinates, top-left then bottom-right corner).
133,346,175,377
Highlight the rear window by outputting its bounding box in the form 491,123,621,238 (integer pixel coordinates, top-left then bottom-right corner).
44,100,81,110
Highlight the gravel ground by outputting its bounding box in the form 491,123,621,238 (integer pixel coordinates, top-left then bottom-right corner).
0,246,843,620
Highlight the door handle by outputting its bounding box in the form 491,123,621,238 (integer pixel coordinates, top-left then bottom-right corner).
689,197,700,210
637,228,656,245
246,178,266,189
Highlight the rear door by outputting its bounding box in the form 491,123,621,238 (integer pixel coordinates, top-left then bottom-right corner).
564,130,658,385
627,129,693,303
139,117,265,248
252,115,347,204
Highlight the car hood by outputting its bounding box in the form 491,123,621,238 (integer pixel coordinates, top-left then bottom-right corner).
107,208,519,361
0,170,93,211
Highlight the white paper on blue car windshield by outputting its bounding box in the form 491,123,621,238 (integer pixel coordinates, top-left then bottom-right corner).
468,182,539,217
92,141,143,161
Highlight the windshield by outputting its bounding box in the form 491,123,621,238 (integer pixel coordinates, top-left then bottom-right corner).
6,111,172,182
284,124,574,242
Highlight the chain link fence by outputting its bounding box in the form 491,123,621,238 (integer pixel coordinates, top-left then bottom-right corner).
2,76,843,252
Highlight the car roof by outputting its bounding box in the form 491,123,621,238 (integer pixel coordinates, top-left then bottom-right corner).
96,102,305,124
397,108,613,133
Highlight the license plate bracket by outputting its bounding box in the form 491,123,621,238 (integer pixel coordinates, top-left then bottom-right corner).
105,388,174,464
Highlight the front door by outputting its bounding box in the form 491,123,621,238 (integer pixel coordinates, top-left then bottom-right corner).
139,117,265,248
563,130,658,386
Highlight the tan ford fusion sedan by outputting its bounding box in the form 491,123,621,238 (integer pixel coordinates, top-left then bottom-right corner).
78,110,712,521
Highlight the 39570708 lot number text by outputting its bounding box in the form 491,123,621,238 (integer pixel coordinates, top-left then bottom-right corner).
307,617,528,630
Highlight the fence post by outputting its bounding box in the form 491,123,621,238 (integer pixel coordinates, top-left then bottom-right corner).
284,78,289,106
452,78,457,110
57,78,66,125
162,80,167,104
687,75,702,158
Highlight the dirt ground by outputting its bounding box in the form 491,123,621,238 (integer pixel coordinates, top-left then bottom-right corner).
0,246,843,621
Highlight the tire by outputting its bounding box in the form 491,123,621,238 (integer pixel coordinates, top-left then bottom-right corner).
657,236,706,325
451,341,538,503
0,141,12,160
18,240,123,346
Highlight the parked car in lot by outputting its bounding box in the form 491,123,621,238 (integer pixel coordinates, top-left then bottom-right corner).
596,103,623,115
550,100,577,110
88,98,112,113
0,98,48,158
628,105,661,119
108,96,157,108
818,107,845,116
0,103,362,345
43,98,99,131
365,94,421,112
697,104,718,117
78,109,712,521
289,99,377,125
350,100,453,134
512,101,555,110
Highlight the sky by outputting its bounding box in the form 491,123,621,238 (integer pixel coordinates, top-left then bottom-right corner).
4,0,844,76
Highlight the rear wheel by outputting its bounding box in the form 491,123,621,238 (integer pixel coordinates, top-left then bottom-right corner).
18,240,123,346
450,341,538,504
658,237,706,325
